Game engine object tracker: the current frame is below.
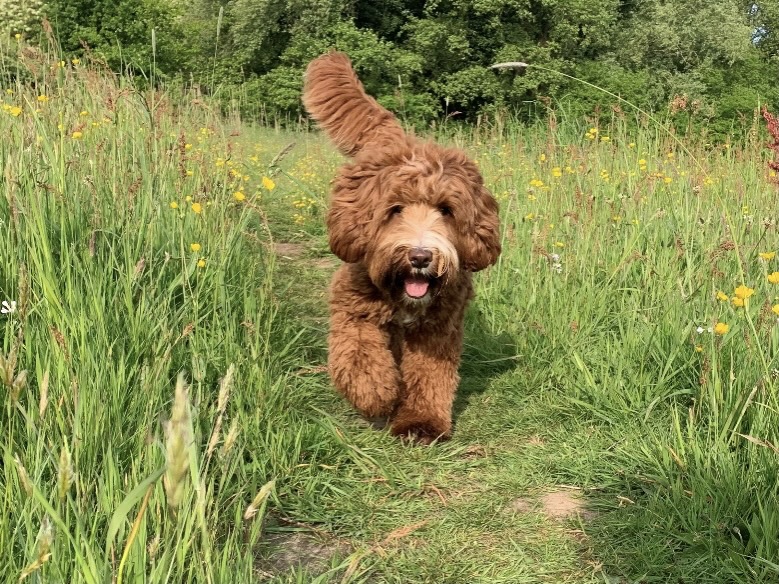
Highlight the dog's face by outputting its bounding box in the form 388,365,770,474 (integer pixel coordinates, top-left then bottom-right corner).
328,142,501,303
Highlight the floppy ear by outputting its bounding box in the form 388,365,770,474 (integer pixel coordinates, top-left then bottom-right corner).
326,164,379,263
461,184,501,271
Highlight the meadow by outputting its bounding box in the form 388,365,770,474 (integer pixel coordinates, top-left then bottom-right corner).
2,42,779,583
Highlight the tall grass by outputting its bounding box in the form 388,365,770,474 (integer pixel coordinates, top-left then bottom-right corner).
0,38,298,582
3,35,779,583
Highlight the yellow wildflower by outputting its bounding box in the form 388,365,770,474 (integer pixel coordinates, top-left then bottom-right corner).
170,202,179,210
72,131,83,139
9,106,21,117
190,243,201,253
37,95,49,103
197,259,206,268
772,304,779,316
71,58,80,65
759,251,776,261
262,176,276,191
734,284,755,299
191,203,203,214
713,322,729,335
716,291,729,302
732,297,745,308
234,191,246,202
768,272,779,284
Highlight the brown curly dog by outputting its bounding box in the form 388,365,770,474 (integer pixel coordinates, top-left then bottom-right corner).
303,52,501,444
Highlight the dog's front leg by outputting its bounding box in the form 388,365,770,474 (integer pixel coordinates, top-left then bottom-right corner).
390,326,463,444
328,311,400,418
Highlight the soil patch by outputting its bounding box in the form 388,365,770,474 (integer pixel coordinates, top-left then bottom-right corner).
260,531,352,577
273,242,306,259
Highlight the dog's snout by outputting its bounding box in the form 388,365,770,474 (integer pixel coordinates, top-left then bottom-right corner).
408,247,433,269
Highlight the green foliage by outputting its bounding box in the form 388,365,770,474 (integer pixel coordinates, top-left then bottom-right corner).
44,0,184,76
13,0,779,137
0,0,45,36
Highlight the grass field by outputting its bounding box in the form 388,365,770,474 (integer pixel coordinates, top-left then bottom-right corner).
2,43,779,583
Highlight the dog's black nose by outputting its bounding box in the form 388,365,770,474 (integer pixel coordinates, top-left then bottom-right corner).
408,247,432,269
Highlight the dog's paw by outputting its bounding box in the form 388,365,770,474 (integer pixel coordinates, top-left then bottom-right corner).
390,420,450,445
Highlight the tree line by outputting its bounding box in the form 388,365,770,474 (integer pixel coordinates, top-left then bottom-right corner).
4,0,779,135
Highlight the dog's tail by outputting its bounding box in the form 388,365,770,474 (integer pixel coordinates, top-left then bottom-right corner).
303,52,406,157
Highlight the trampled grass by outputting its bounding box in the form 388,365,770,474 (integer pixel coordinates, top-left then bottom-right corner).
2,40,779,583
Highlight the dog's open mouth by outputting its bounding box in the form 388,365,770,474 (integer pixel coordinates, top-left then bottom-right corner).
403,275,431,298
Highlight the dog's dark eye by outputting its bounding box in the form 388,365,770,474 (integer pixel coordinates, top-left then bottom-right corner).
439,205,452,216
390,205,403,216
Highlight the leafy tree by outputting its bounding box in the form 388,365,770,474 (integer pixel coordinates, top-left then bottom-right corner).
45,0,184,75
12,0,778,135
1,0,45,36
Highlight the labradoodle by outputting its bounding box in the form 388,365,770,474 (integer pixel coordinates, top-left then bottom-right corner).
303,52,501,443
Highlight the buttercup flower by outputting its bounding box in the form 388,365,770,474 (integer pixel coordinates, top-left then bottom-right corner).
72,131,83,139
734,285,755,299
190,243,201,252
759,251,776,261
234,191,246,202
262,176,276,191
768,272,779,284
170,202,179,209
713,322,729,335
191,203,202,214
772,304,779,316
733,297,745,308
716,291,729,301
197,259,206,268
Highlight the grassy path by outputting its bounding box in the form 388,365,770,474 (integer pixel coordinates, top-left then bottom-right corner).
263,241,616,583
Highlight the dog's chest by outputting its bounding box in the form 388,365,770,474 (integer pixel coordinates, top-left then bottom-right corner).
390,300,440,329
391,308,422,327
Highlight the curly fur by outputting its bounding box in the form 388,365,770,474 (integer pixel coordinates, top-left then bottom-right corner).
304,52,501,443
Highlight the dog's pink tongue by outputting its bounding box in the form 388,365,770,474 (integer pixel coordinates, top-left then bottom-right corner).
404,276,429,298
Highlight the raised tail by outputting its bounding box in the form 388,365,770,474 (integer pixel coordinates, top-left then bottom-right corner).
303,52,407,157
